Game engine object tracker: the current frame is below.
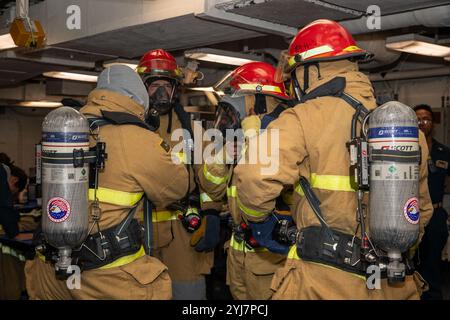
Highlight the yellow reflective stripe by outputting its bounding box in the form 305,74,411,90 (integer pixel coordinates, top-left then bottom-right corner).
287,244,299,259
300,45,334,60
186,207,199,215
294,181,305,196
200,192,214,204
37,251,46,262
287,55,297,67
136,66,147,74
287,244,366,281
343,45,363,52
227,186,236,198
229,233,268,253
99,246,146,270
310,173,355,192
89,188,143,206
0,243,25,262
238,83,282,93
229,233,246,251
203,164,228,185
174,152,187,164
288,45,335,66
236,195,267,219
294,174,355,196
152,210,180,223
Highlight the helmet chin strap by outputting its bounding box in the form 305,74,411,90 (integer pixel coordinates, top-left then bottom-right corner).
291,62,321,101
254,94,267,115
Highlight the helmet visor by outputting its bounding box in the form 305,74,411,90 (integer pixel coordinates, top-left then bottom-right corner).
214,70,284,98
214,101,242,137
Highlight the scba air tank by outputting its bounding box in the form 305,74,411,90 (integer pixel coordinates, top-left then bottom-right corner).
41,107,90,273
368,101,420,281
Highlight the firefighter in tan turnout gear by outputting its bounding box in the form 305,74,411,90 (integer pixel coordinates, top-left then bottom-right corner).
198,61,294,299
25,65,189,300
137,49,220,300
234,19,433,299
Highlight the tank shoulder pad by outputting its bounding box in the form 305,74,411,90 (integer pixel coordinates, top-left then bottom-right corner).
89,110,152,132
300,77,346,103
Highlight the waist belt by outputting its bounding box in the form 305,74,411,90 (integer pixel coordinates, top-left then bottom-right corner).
74,219,144,271
296,226,415,278
296,226,366,276
433,202,443,209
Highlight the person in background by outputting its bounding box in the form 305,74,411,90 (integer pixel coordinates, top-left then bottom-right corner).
0,155,28,238
0,154,29,300
414,104,450,300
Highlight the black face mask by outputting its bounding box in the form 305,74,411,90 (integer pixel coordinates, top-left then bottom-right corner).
149,85,173,115
145,108,160,131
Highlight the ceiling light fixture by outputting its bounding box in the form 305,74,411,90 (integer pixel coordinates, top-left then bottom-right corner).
386,34,450,57
187,86,224,95
103,59,139,70
184,48,261,66
17,101,63,108
43,71,98,83
0,33,18,50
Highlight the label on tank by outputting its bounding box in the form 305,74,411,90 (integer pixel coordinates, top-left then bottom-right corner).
368,127,418,139
370,164,419,181
42,132,89,143
42,132,90,153
43,166,89,184
403,197,420,224
47,197,71,223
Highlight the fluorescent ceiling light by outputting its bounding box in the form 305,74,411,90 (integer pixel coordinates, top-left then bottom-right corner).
184,48,261,66
386,34,450,57
187,86,224,95
188,86,216,92
0,33,18,50
43,71,98,83
103,59,139,70
17,101,63,108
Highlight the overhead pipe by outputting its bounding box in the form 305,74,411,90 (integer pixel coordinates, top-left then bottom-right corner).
369,67,450,82
341,5,450,34
15,0,29,18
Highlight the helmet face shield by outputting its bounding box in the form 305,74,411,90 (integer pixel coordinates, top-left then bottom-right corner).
215,61,291,100
214,101,242,138
214,71,239,96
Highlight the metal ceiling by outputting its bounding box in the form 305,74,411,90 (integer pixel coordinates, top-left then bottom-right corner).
0,0,449,90
0,0,44,16
55,14,263,59
0,58,67,87
226,0,450,28
226,0,356,27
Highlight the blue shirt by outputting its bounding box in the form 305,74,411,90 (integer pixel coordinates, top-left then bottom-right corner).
428,139,450,204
